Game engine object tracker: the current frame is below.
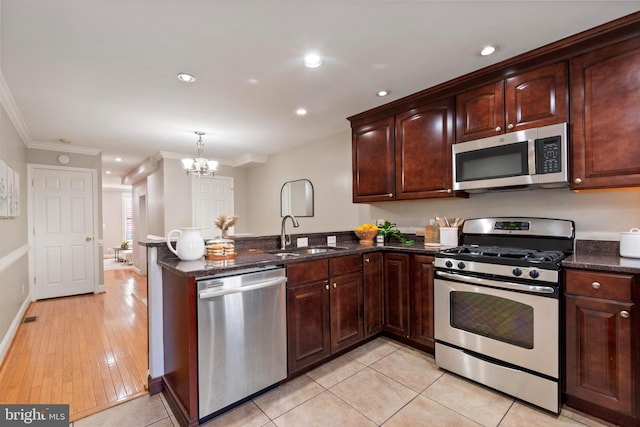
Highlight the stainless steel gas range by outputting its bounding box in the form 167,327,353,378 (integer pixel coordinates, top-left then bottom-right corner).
434,217,575,413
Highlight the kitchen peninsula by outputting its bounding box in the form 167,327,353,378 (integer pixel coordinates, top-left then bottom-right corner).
142,231,640,427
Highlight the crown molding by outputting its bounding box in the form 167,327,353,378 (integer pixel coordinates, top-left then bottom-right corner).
27,140,102,155
232,152,268,167
0,72,31,146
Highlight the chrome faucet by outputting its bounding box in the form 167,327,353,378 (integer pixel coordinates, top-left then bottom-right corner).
280,215,300,250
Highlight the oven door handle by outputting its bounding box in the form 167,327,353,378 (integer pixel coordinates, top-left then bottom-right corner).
436,271,556,294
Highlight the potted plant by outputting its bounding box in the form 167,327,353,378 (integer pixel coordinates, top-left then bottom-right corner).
377,220,415,246
120,240,130,250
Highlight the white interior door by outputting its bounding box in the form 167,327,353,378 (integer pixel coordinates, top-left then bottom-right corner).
33,168,96,300
192,176,234,239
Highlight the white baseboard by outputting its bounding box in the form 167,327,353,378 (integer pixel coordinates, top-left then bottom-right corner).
0,294,31,366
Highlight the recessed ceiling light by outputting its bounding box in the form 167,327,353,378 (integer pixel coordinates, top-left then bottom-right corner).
115,157,122,162
304,53,323,68
248,78,259,84
296,108,308,116
480,45,497,56
105,171,112,174
377,90,389,97
177,73,196,83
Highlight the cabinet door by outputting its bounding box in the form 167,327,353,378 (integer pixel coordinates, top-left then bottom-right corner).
456,80,505,142
352,116,396,202
383,253,410,338
330,272,364,352
410,255,435,350
287,281,331,374
571,37,640,190
395,98,460,199
363,252,384,337
565,294,634,414
505,62,567,132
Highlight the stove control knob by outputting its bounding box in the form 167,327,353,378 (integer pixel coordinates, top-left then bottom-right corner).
457,262,466,269
445,260,453,268
512,268,522,277
529,270,540,279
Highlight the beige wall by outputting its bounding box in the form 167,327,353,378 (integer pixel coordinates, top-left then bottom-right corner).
102,188,126,256
247,130,640,241
247,130,360,235
0,104,29,344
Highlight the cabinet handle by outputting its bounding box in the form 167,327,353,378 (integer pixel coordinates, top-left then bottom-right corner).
388,193,393,198
507,123,514,130
591,281,601,290
333,283,337,288
495,126,502,132
620,311,630,318
325,284,329,290
574,178,582,184
447,189,452,194
365,258,370,263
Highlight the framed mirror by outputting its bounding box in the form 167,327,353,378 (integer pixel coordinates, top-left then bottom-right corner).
281,179,314,217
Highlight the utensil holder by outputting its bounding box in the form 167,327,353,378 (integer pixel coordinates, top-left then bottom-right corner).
440,227,459,247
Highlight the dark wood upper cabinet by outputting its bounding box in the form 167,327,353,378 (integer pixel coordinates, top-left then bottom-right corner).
570,36,640,190
456,80,505,142
352,116,395,202
456,62,567,143
395,98,462,199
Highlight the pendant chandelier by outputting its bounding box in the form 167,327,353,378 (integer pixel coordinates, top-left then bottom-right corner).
181,131,218,177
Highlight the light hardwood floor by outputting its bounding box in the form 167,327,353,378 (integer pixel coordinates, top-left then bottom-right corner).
0,269,148,422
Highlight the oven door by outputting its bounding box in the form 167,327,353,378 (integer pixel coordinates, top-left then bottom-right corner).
434,271,558,378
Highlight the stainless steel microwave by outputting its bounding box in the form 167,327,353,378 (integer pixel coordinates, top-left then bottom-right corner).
452,122,568,193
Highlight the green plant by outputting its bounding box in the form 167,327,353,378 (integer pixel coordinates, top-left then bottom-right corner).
120,241,130,249
377,220,415,246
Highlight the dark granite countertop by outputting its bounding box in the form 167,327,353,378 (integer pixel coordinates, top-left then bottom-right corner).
562,254,640,274
562,240,640,274
159,240,441,278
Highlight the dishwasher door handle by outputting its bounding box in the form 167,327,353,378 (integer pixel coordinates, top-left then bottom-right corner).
198,277,287,299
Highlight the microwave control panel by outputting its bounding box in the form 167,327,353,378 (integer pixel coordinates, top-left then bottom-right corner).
535,136,562,174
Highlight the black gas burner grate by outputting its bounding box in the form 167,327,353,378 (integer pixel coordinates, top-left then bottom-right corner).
441,245,566,264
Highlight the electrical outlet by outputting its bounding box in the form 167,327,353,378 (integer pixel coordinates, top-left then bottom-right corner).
327,236,337,246
296,237,308,247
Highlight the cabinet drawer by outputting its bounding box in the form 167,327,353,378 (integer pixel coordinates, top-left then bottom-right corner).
565,269,633,301
330,254,363,276
287,259,329,287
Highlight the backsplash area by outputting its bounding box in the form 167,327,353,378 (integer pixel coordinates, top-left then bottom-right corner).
363,187,640,242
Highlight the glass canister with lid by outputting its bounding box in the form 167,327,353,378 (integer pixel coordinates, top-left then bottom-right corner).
205,237,236,260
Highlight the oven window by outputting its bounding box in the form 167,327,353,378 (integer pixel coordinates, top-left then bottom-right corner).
450,291,534,349
456,142,529,182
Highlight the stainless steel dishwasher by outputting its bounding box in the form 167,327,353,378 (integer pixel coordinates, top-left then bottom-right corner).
197,266,287,420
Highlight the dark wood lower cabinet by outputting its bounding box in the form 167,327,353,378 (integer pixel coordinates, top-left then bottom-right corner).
363,252,384,337
410,255,435,352
287,255,363,375
161,269,199,427
564,269,639,427
383,253,410,339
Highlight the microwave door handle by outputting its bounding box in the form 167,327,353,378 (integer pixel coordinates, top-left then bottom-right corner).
528,139,536,174
436,270,556,294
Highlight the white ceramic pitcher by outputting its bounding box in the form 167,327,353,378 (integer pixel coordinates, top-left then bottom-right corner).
166,227,205,261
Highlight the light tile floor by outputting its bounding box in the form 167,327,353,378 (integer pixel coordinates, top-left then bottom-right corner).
70,338,615,427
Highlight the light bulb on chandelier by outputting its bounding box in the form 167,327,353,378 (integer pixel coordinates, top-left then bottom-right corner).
181,131,218,176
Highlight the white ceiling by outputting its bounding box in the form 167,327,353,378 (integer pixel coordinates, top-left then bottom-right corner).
3,1,640,180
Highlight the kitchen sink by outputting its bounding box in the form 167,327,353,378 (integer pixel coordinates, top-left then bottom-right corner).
270,246,348,257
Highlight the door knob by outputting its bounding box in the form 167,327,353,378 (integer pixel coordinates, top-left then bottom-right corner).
86,237,93,242
620,311,630,318
507,123,514,130
574,178,582,184
495,126,502,132
333,283,337,288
